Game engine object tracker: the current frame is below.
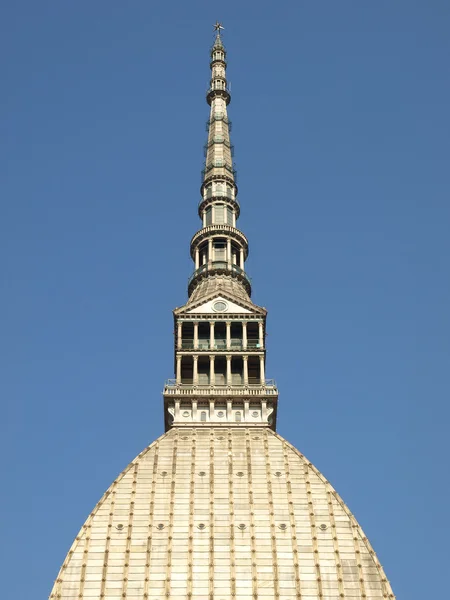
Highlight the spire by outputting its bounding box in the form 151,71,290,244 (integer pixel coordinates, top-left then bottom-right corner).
162,25,278,432
191,24,249,299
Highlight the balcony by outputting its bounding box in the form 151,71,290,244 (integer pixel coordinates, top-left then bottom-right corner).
206,113,232,131
163,379,278,397
179,339,263,352
190,225,248,254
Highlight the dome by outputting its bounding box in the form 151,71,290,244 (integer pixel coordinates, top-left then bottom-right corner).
50,428,394,600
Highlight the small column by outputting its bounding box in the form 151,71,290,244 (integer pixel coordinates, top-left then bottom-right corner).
209,400,215,420
240,248,244,269
193,321,199,350
243,355,249,386
195,248,200,269
242,321,248,350
177,322,182,350
227,399,232,421
209,321,215,350
244,400,250,422
259,355,265,385
226,354,232,386
262,399,267,422
208,238,213,266
258,321,264,349
192,399,198,422
193,354,199,386
226,321,231,350
175,399,180,421
227,237,232,267
176,355,182,384
209,355,215,386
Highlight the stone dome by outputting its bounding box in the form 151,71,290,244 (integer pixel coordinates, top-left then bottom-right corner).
50,428,394,600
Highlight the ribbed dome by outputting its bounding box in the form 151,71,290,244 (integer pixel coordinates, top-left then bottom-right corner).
187,275,251,305
50,428,394,600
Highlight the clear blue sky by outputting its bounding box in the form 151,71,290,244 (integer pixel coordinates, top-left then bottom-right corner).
1,1,449,598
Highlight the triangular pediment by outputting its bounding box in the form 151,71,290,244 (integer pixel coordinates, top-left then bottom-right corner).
174,291,266,316
187,295,251,314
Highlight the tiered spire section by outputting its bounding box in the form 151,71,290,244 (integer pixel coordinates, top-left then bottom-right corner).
163,26,278,431
189,30,250,298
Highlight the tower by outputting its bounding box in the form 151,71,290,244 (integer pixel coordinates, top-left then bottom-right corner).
50,26,395,600
164,26,277,432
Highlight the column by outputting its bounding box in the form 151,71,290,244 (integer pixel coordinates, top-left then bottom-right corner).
242,321,248,350
177,322,182,350
193,321,199,350
176,355,182,384
209,355,215,386
209,321,215,350
226,355,232,386
244,400,250,422
208,238,213,266
243,355,249,386
226,321,231,350
258,321,264,349
227,399,232,421
193,354,199,386
259,355,265,385
195,247,200,269
262,399,267,422
227,237,232,267
192,399,198,422
240,248,244,269
175,399,180,421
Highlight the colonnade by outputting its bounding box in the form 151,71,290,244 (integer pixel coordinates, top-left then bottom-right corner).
194,237,245,270
177,320,264,350
176,353,265,386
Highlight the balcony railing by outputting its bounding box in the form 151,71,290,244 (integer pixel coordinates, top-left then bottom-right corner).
201,161,237,182
179,339,263,351
206,113,232,131
163,379,278,396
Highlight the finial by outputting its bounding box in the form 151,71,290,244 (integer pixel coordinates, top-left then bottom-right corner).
213,21,224,35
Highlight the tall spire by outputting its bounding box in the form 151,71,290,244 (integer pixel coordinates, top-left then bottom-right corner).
163,25,278,430
191,25,249,300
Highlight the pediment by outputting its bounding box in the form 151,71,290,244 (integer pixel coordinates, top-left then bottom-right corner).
186,295,252,314
174,291,266,316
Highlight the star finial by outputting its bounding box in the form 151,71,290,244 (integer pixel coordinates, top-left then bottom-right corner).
213,21,224,34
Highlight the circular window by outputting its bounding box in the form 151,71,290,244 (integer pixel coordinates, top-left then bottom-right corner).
212,300,228,312
319,523,328,531
182,411,190,417
217,411,224,417
251,411,259,418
